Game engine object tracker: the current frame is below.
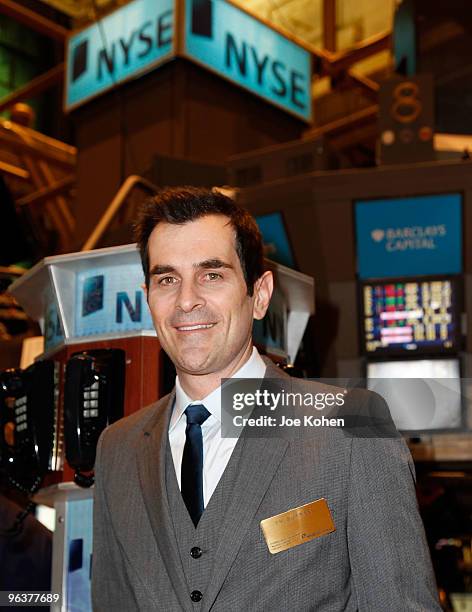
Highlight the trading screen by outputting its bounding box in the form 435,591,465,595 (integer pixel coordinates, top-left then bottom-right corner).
362,278,457,354
367,358,462,431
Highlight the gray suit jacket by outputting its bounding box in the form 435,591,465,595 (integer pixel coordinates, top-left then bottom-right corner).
92,361,441,611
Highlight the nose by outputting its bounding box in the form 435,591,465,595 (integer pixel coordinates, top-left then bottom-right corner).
175,278,205,313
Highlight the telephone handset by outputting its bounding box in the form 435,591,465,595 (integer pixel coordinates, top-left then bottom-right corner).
10,360,57,486
0,368,24,472
64,348,125,487
0,361,57,536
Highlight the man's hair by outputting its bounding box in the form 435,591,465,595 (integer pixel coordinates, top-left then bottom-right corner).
134,186,264,296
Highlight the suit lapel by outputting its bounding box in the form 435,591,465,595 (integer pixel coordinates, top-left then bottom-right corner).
202,362,290,612
135,391,193,612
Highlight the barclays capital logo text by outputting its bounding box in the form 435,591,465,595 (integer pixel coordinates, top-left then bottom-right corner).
370,224,446,252
371,229,385,242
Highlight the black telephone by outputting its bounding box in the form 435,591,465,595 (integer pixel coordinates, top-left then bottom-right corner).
0,368,24,473
0,362,56,484
0,362,57,535
64,349,125,487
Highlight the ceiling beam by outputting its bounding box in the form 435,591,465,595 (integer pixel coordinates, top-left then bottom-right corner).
323,0,336,52
0,0,68,42
303,104,378,141
0,63,64,114
16,174,75,207
324,30,391,73
343,70,380,101
0,159,29,179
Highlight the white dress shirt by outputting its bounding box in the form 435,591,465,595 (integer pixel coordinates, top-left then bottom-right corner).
168,346,267,506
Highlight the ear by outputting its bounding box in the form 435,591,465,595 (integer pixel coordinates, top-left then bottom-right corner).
253,271,273,320
141,283,148,300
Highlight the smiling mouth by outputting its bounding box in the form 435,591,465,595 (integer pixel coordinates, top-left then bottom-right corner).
175,323,216,331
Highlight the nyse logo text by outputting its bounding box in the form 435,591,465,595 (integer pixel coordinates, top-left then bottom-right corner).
225,33,306,111
71,8,173,83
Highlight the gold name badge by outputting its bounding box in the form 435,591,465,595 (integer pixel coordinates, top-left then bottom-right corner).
260,498,335,554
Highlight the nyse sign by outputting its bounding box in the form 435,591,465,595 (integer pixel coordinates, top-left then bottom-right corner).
65,0,311,120
185,0,311,121
65,0,174,110
75,266,154,337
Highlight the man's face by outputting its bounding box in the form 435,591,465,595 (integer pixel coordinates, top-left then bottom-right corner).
146,214,271,376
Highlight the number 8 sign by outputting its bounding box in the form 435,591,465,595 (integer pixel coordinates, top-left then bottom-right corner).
379,73,434,164
391,81,422,124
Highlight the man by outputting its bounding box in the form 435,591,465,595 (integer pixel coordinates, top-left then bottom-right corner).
92,187,440,611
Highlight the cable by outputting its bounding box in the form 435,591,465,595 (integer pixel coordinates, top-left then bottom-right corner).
0,474,42,537
74,470,94,488
89,0,140,183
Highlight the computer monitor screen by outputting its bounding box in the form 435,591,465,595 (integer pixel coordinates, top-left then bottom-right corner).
354,192,462,279
255,212,296,269
366,358,462,432
361,277,460,356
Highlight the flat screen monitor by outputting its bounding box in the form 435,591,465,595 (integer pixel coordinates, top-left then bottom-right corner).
361,276,460,356
367,358,462,432
354,192,462,279
255,212,296,269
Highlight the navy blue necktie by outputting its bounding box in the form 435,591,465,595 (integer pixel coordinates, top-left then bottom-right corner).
181,404,211,527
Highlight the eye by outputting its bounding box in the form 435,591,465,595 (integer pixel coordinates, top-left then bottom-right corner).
158,276,178,286
204,272,223,281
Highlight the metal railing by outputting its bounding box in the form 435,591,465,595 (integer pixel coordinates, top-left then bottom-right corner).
81,175,159,251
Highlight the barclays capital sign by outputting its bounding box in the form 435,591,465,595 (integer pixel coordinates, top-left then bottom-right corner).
65,0,312,121
355,193,462,279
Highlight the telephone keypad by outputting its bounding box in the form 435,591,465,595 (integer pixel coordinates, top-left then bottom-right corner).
14,396,29,432
82,383,100,421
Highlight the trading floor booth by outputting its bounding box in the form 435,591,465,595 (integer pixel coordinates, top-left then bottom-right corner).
236,157,472,604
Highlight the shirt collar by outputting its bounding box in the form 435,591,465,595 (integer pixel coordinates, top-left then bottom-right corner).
170,346,267,431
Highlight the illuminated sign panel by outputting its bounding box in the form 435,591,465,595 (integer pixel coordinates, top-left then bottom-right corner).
255,212,296,268
355,193,462,279
44,300,65,351
361,278,459,355
75,265,154,336
65,0,174,110
184,0,312,121
65,0,312,119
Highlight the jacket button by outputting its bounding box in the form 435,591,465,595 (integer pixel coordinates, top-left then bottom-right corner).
190,546,202,559
190,590,203,602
